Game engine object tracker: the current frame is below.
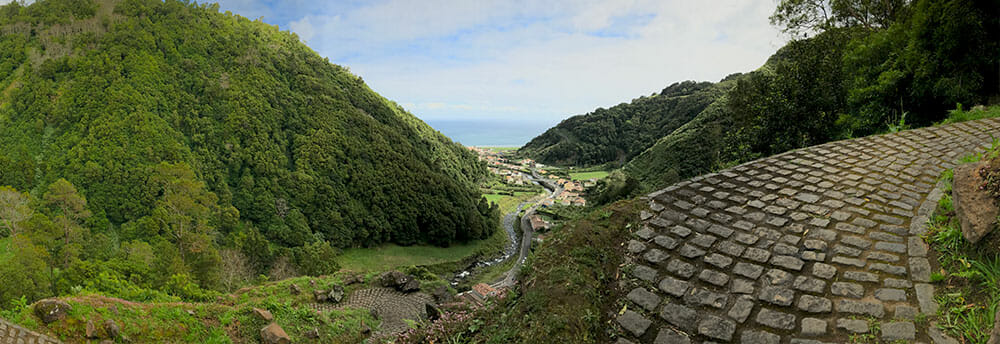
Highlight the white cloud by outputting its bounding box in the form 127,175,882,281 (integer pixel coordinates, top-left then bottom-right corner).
218,0,787,125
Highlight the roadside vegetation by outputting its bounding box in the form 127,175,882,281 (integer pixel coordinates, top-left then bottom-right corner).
925,143,1000,344
392,200,642,343
0,271,415,343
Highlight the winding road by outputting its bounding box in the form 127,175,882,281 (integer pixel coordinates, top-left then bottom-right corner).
495,170,562,288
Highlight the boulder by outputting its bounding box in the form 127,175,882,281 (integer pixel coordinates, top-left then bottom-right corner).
104,319,120,339
953,162,999,244
34,299,71,324
260,323,291,344
289,283,301,295
378,271,420,292
378,271,410,288
328,284,345,303
85,319,98,339
252,308,274,322
314,290,328,303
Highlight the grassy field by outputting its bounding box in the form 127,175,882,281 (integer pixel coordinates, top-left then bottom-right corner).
569,171,609,181
484,193,506,204
339,191,543,273
339,243,490,273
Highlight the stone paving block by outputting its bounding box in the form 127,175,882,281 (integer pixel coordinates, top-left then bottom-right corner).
660,303,698,332
801,317,827,336
697,315,736,341
796,294,832,313
915,283,938,314
653,328,690,344
627,287,662,311
631,265,658,282
910,257,931,282
836,318,869,333
658,276,689,298
617,310,653,337
698,269,730,287
843,271,879,283
684,288,727,309
811,263,837,280
703,253,733,269
741,330,780,344
756,308,797,330
733,262,764,279
836,300,885,317
881,321,916,341
875,288,907,302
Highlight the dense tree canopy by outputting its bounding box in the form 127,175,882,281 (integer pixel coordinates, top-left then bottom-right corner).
519,81,728,167
0,0,500,305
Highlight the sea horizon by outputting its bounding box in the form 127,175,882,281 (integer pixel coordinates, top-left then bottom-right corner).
425,118,560,148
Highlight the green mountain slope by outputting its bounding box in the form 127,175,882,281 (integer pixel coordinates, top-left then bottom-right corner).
518,80,729,166
0,0,497,252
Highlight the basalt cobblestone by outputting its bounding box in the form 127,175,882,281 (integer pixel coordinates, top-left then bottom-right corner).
0,320,61,344
614,118,1000,343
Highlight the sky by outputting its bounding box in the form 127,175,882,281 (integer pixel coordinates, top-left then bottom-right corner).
5,0,789,145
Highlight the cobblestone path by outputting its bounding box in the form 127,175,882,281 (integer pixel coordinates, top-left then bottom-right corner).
309,287,432,335
615,118,1000,344
0,319,61,344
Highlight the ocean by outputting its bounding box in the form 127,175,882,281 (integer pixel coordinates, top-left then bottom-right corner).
425,118,560,147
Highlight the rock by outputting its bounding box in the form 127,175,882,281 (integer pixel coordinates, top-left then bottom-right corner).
86,319,98,339
289,283,301,295
400,278,421,292
989,306,1000,344
426,303,442,321
379,271,410,288
304,328,320,339
253,308,274,322
432,285,453,303
261,323,291,344
104,319,120,339
328,284,345,303
314,290,329,303
34,299,72,324
379,271,421,292
953,162,998,244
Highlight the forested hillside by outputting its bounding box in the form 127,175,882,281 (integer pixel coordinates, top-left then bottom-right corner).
518,80,731,166
0,0,499,304
549,0,1000,204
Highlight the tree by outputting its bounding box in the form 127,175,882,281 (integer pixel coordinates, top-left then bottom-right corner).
771,0,906,36
150,162,218,262
0,186,31,237
218,248,253,291
42,179,91,268
0,234,51,306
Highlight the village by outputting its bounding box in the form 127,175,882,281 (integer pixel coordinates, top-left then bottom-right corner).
468,146,593,207
449,146,610,305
